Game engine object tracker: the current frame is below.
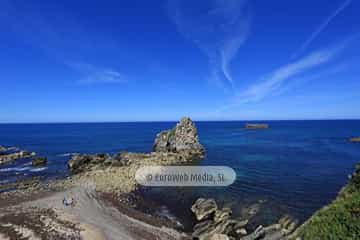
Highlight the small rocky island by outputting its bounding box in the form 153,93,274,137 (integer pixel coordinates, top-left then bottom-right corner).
245,123,269,129
350,137,360,143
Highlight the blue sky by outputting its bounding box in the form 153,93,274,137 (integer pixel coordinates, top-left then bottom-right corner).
0,0,359,122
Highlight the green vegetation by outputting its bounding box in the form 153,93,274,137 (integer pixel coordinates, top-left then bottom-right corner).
298,165,360,239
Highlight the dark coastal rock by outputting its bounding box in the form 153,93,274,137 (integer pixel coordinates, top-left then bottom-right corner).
191,198,218,221
190,198,298,240
67,153,112,174
32,156,47,167
0,145,7,154
0,150,35,165
153,117,205,157
350,137,360,143
245,123,269,129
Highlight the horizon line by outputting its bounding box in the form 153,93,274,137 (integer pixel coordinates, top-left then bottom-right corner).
0,118,360,124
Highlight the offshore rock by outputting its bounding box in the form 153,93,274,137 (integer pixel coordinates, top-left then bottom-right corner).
32,156,47,167
350,137,360,143
0,145,7,154
153,117,205,158
0,150,35,165
245,123,269,129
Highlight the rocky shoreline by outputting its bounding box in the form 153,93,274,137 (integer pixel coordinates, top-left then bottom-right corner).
0,117,207,239
1,117,357,239
0,146,46,167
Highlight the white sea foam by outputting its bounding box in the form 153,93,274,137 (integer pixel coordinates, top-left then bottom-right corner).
57,152,77,157
0,179,10,184
30,167,48,172
0,166,30,172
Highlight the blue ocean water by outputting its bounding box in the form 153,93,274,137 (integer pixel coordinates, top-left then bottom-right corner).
1,120,360,227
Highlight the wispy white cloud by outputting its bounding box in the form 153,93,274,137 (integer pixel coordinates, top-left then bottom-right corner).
68,62,127,85
217,42,347,112
292,0,352,59
168,0,251,91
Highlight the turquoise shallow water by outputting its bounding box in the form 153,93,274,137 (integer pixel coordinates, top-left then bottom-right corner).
1,120,360,228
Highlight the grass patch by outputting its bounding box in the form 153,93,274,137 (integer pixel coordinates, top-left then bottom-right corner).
298,165,360,239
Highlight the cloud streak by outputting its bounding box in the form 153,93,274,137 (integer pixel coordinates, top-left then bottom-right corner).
292,0,352,59
68,62,127,85
168,0,251,91
217,42,347,112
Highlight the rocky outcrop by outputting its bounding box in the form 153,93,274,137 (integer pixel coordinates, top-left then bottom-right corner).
245,123,269,129
0,150,35,165
350,137,360,143
153,117,205,158
32,156,47,167
190,198,298,240
68,153,113,174
68,117,205,174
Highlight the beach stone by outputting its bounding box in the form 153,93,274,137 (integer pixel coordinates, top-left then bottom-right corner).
153,117,204,157
191,198,218,221
32,156,47,167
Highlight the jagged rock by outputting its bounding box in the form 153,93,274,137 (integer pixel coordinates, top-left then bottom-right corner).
208,234,230,240
32,156,47,167
278,215,298,235
193,219,232,240
191,198,218,221
214,208,232,223
153,117,204,157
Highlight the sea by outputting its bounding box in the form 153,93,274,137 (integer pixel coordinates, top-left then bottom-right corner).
1,120,360,229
